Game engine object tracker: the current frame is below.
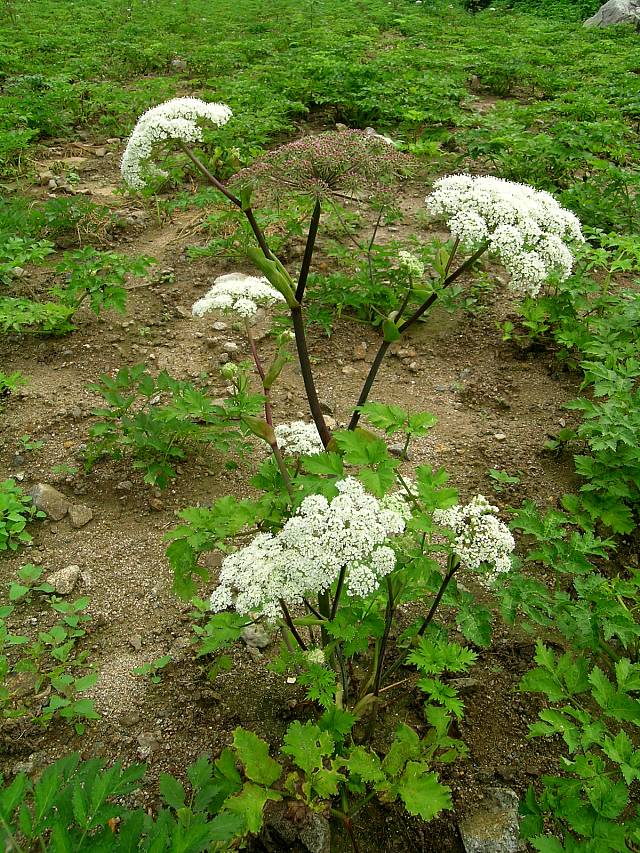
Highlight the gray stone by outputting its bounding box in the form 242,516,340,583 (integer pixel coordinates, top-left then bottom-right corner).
241,623,271,649
137,731,161,758
116,480,133,492
262,801,331,853
29,483,69,520
212,320,227,331
459,787,526,853
129,634,143,651
46,564,81,595
584,0,640,25
222,340,239,353
389,442,413,460
68,504,93,528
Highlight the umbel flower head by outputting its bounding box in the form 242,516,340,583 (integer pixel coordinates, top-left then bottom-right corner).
274,421,324,456
426,175,584,296
232,129,410,203
210,477,406,619
433,494,515,586
121,97,232,189
192,272,285,319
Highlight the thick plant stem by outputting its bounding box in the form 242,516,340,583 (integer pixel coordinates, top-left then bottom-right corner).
245,320,274,426
347,340,391,431
382,554,460,684
280,599,307,650
365,577,395,740
178,141,273,258
270,442,294,500
291,305,332,447
417,553,460,637
348,243,489,430
296,200,321,302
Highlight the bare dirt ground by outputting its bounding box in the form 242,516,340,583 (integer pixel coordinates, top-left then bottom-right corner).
0,136,582,851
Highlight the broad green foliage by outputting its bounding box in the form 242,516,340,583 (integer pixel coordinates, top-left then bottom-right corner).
0,238,152,334
85,364,261,489
1,565,97,732
0,751,246,851
509,238,640,532
0,479,43,552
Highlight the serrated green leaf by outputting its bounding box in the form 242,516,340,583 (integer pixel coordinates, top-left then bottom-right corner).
397,764,452,820
159,773,186,811
232,729,282,787
223,782,281,834
282,720,334,776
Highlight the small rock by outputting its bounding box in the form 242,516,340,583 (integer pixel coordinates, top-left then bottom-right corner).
242,624,271,649
493,433,506,441
129,634,143,651
353,342,368,360
212,321,227,331
389,442,412,460
325,416,337,430
176,306,191,319
120,710,141,727
68,504,93,528
222,341,239,353
29,483,70,520
450,677,482,693
219,353,230,364
94,147,107,157
341,366,356,377
459,787,525,853
148,498,164,512
169,636,192,660
407,361,420,373
137,731,161,758
435,384,447,392
46,564,81,595
116,480,133,492
262,801,331,853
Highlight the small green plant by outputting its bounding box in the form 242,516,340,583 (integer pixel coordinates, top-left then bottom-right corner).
18,433,43,452
0,479,44,552
1,579,98,732
488,468,521,493
86,364,261,488
132,655,172,684
0,371,27,408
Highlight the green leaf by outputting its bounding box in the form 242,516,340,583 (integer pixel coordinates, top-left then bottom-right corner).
586,776,628,819
232,729,282,787
282,720,334,776
397,764,452,820
344,746,386,785
382,318,402,343
358,402,407,434
223,782,281,834
382,724,421,778
302,452,344,477
159,773,186,811
530,838,565,853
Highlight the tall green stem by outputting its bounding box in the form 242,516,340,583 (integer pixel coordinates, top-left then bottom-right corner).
291,305,332,447
348,242,489,430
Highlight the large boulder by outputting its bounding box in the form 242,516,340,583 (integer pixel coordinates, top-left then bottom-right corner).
584,0,640,26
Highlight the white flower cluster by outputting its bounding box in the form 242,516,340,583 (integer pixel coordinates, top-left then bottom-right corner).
398,250,425,280
210,477,406,619
121,97,232,189
433,494,515,586
305,647,326,666
425,175,584,296
274,421,324,456
192,272,285,319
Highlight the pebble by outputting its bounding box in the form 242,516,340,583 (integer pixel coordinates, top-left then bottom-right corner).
116,480,133,492
241,624,270,649
222,341,239,353
494,433,507,441
129,634,143,651
29,483,70,520
212,321,227,331
46,564,81,595
68,504,93,528
353,342,368,360
389,442,412,460
459,787,525,853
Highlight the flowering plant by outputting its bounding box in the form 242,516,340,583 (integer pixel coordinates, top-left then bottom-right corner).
120,99,584,849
